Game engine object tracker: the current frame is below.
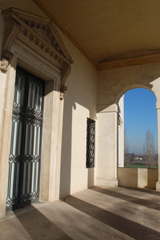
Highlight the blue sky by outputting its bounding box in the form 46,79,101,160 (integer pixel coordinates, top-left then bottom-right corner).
124,88,158,154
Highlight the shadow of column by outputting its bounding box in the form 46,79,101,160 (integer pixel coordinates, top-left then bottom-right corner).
14,205,72,240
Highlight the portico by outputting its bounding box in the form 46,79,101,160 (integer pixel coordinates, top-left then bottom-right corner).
1,0,160,222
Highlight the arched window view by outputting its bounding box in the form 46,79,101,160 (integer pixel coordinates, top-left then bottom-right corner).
124,88,158,168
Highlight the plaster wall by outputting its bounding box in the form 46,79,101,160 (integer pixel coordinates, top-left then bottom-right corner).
57,29,98,198
118,167,158,189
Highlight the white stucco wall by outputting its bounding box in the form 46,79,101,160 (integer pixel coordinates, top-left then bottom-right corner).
57,29,98,198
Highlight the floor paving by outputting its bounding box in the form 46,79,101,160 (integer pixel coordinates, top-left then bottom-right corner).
1,186,160,239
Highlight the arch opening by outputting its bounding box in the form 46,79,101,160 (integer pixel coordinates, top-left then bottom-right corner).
118,87,158,189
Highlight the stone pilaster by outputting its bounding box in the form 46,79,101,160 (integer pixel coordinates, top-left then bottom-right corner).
0,56,17,220
40,79,64,202
96,104,118,187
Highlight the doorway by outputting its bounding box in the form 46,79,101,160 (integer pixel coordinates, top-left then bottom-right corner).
6,67,45,210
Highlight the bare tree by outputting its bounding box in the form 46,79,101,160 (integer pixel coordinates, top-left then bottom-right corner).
143,129,155,168
124,128,129,164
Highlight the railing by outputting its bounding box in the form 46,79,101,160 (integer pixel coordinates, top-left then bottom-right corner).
118,167,158,190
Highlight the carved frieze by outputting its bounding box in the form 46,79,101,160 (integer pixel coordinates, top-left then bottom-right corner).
21,19,65,57
18,24,64,69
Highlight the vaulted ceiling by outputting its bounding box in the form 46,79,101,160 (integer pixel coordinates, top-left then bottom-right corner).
1,0,160,69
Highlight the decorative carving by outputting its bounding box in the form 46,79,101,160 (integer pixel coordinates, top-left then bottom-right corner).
59,63,71,99
0,58,10,73
118,115,123,125
60,85,68,100
22,19,65,57
0,50,13,73
18,24,64,68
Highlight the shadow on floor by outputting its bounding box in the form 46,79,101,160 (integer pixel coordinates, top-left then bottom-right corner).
90,186,160,211
14,205,72,240
65,195,160,240
122,186,160,195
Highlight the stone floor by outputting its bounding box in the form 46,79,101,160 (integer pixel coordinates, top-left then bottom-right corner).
1,186,160,239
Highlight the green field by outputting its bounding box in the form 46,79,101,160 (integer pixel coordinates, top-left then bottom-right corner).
124,164,158,169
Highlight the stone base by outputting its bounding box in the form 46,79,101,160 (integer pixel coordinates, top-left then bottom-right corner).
156,181,160,191
96,178,118,187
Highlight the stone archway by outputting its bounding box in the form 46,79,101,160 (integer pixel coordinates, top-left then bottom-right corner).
116,85,157,168
117,87,158,189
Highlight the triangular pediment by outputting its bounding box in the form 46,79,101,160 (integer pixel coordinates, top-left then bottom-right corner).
20,18,66,59
2,8,73,66
2,8,73,89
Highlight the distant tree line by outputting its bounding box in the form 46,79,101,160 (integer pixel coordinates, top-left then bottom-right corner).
124,128,157,168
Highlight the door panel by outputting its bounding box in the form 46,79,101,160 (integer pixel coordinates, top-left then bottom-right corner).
6,67,45,211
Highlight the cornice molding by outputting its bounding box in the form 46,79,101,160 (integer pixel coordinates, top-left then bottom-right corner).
98,54,160,70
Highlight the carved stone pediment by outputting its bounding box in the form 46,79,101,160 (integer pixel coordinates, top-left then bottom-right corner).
21,19,65,57
1,8,73,94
